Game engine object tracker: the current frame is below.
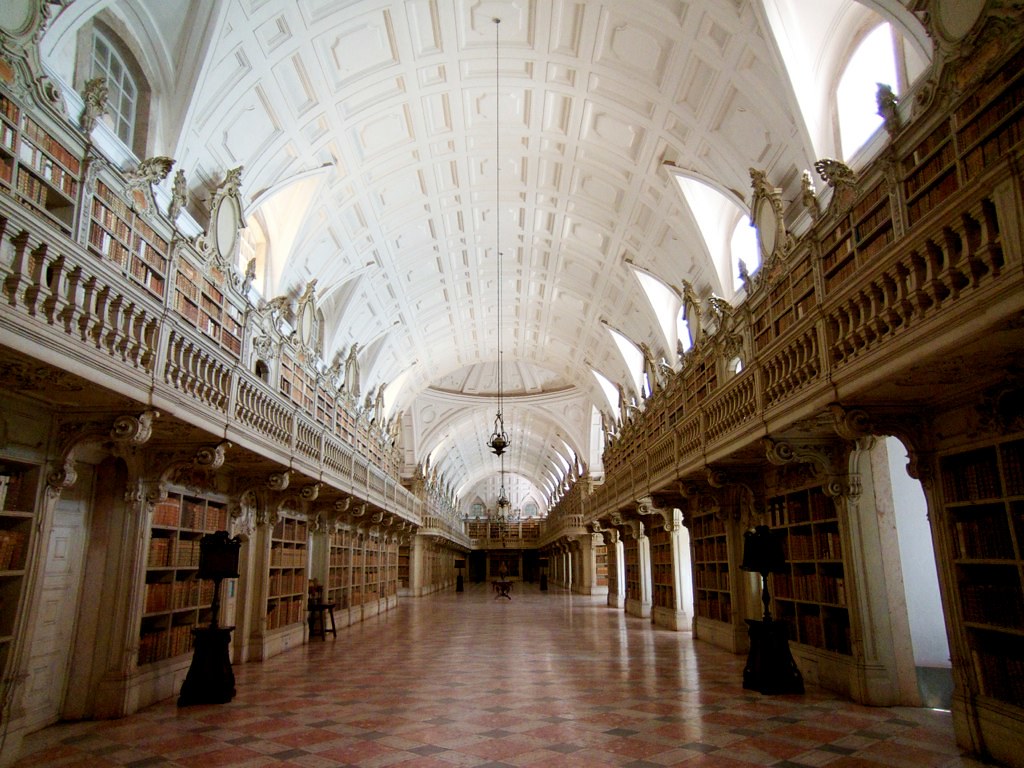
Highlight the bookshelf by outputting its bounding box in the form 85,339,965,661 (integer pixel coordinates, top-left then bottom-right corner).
0,93,19,192
88,179,169,299
750,251,818,353
0,88,81,235
650,527,674,611
384,539,398,597
691,511,731,624
398,544,410,590
595,543,608,588
902,121,957,227
623,536,641,605
173,258,243,359
940,437,1024,706
953,46,1024,184
140,492,228,665
267,514,308,632
767,485,851,655
0,462,39,680
327,528,352,609
682,357,717,410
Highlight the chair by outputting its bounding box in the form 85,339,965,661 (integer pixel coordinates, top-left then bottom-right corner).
307,581,336,639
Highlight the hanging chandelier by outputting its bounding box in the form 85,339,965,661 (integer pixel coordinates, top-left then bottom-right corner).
486,16,510,459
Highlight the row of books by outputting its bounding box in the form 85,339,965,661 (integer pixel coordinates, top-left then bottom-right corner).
693,538,727,562
0,94,19,124
272,519,309,542
695,567,730,591
973,649,1024,704
953,515,1015,560
269,570,307,597
696,595,731,623
265,596,303,629
147,537,202,568
772,572,847,606
942,451,1002,502
0,473,25,512
960,582,1024,628
18,142,78,197
270,545,307,567
138,624,195,665
21,117,80,173
143,579,214,614
0,529,28,570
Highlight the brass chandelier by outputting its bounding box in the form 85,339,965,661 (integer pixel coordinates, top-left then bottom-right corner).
486,16,509,459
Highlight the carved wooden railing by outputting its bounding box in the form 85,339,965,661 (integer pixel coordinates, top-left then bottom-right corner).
545,60,1024,538
0,199,423,524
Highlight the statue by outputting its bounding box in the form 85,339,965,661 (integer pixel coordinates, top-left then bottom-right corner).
80,77,108,134
639,342,659,399
876,83,900,135
801,169,819,222
168,168,187,225
680,279,704,346
373,383,386,424
344,343,360,399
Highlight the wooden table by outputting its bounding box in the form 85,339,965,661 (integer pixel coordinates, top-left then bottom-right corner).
492,579,513,599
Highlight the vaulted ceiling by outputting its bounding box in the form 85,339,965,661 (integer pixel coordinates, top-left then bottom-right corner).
41,0,928,512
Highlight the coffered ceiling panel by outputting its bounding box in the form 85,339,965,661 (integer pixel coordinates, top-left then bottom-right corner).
146,0,829,510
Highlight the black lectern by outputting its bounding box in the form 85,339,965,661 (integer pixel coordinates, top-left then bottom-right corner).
178,531,241,706
740,525,804,695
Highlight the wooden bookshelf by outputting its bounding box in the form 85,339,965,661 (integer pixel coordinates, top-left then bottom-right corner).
140,492,227,665
88,180,170,299
902,121,957,227
327,528,352,609
767,485,851,655
650,527,674,611
0,462,39,681
954,47,1024,184
398,544,410,590
267,514,307,631
683,357,717,410
623,536,641,606
173,258,243,359
595,543,608,588
940,437,1024,706
0,88,81,235
0,93,19,191
690,511,732,623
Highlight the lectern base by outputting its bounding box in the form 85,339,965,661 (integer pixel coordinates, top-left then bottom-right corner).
178,626,236,706
743,619,804,695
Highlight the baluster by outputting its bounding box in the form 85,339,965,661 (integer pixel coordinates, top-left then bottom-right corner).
922,238,950,309
42,253,66,324
103,294,126,356
22,242,47,316
3,231,31,307
59,265,83,334
941,226,969,299
91,285,111,348
140,316,158,371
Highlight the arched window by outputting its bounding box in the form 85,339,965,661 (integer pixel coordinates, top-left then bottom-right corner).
90,28,138,147
837,23,898,160
83,22,150,156
523,501,538,518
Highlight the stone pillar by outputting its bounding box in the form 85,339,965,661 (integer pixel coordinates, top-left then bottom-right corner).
575,532,610,596
639,500,692,631
602,527,625,608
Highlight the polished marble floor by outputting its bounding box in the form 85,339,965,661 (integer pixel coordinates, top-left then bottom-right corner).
13,583,996,767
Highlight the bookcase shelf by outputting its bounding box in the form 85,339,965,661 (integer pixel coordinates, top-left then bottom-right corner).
650,527,674,610
0,87,81,235
940,436,1024,706
768,486,851,655
623,536,641,606
690,511,731,623
88,179,169,299
173,258,243,358
139,492,227,665
595,544,608,588
398,545,410,590
328,528,352,609
267,514,308,631
0,461,40,680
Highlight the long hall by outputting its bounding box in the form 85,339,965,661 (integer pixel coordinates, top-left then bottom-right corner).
13,585,982,768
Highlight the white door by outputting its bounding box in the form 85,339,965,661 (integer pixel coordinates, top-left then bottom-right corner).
20,503,87,730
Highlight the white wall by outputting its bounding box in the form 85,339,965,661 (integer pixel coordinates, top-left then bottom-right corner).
887,437,950,668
